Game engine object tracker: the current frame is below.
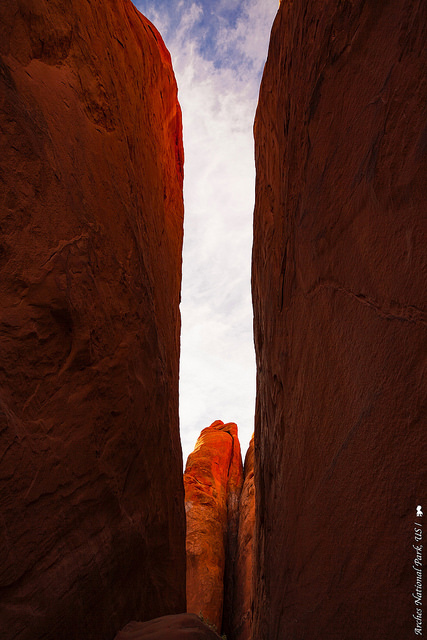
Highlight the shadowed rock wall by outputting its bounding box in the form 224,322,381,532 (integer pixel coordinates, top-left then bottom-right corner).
114,614,224,640
231,436,255,640
252,1,426,638
0,1,185,638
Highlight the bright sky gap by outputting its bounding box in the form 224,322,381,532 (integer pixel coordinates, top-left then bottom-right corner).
136,1,279,462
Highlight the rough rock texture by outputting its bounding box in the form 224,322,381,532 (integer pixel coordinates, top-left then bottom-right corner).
114,614,222,640
252,1,426,639
184,420,243,633
231,436,255,640
0,2,185,639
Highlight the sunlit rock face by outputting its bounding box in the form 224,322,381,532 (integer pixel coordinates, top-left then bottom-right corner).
0,1,185,638
184,420,244,633
252,1,426,639
231,436,255,640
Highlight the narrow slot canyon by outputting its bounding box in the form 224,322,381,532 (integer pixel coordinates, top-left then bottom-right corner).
0,1,425,640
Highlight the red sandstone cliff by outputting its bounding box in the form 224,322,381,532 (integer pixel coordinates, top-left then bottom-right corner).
0,1,185,638
184,420,243,633
252,1,426,638
231,436,255,640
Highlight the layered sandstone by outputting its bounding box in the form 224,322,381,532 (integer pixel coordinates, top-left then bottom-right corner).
252,1,426,639
184,420,243,632
231,436,255,640
0,1,185,639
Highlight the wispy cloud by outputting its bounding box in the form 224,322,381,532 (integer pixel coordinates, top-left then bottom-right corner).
136,0,278,462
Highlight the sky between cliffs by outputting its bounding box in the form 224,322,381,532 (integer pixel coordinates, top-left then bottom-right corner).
136,0,278,463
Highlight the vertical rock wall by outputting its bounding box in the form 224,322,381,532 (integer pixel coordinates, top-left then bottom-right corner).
231,436,255,640
0,1,185,638
184,420,243,633
252,1,426,638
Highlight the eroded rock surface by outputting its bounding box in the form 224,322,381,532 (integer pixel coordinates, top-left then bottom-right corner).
252,1,426,639
114,614,222,640
184,420,243,633
0,1,185,638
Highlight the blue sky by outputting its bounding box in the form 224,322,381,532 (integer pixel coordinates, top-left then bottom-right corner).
135,0,279,462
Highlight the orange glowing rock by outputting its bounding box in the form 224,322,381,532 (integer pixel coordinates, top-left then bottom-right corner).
0,1,184,638
184,420,243,633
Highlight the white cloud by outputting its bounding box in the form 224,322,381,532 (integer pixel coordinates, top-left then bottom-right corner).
136,0,278,463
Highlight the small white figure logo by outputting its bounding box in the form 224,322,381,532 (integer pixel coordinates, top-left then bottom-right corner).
416,505,423,517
